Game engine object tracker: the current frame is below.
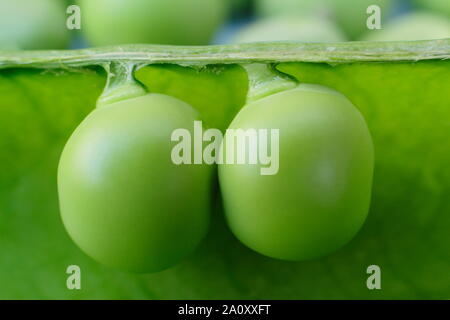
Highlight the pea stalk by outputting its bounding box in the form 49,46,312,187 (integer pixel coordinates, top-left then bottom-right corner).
242,63,298,102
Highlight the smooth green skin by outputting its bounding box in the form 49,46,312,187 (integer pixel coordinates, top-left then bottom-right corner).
58,94,213,273
0,0,70,50
219,84,374,261
361,11,450,41
256,0,393,40
414,0,450,17
78,0,228,46
230,15,347,43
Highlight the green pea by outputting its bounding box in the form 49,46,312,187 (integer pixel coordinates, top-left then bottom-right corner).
78,0,228,46
58,94,213,273
361,11,450,41
0,0,69,50
230,15,347,43
219,84,374,261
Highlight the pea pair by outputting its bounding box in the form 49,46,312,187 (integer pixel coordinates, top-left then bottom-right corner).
58,64,373,273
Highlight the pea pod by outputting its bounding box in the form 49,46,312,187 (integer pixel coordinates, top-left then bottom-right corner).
0,41,448,299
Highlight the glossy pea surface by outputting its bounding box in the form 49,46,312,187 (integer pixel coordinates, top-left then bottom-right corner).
58,94,212,272
219,84,374,261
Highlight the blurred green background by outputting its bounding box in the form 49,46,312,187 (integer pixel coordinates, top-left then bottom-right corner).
0,0,449,50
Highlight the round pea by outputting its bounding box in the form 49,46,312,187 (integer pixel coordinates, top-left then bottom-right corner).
78,0,228,46
58,94,213,272
219,84,374,261
0,0,69,50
